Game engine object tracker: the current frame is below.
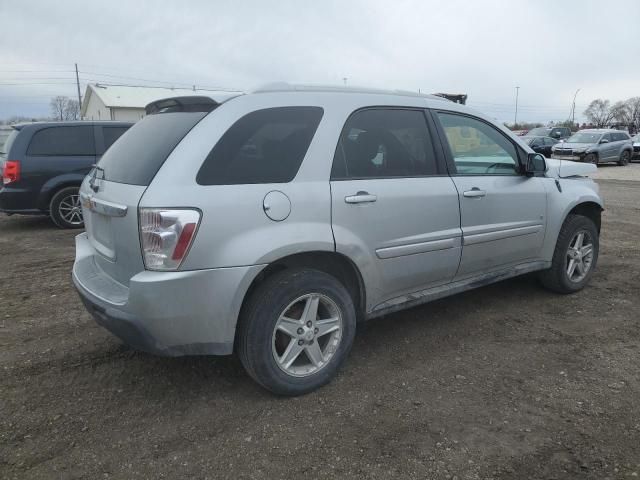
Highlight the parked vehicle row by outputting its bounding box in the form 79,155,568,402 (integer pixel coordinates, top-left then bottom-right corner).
71,86,603,395
0,121,131,228
550,129,633,166
521,135,559,158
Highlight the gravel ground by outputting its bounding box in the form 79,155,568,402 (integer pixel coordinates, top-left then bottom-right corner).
591,162,640,181
1,180,639,480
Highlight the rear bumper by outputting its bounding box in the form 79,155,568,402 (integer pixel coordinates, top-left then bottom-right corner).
0,186,41,213
72,232,264,356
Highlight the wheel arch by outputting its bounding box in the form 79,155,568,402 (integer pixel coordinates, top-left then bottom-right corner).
238,251,367,329
37,174,85,211
568,200,602,233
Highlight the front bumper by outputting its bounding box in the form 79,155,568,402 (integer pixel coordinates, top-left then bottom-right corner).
551,153,588,162
72,232,264,356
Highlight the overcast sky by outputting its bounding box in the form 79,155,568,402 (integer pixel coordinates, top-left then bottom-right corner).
1,0,639,123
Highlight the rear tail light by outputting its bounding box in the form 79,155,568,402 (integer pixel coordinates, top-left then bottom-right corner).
2,160,20,185
139,208,201,271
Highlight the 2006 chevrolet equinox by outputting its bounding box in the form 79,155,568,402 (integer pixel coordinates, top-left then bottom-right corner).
73,84,603,395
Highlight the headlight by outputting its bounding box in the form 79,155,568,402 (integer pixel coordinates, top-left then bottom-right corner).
573,148,586,154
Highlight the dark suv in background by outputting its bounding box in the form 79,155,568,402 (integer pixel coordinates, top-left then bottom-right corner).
526,126,572,140
0,121,131,228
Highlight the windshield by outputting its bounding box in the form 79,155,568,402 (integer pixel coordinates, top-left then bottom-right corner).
566,132,601,144
527,127,551,136
0,129,18,156
633,134,640,142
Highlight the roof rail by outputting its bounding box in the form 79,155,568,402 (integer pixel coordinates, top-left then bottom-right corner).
252,82,447,101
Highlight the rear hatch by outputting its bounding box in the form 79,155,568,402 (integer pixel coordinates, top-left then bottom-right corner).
81,96,220,285
0,127,19,178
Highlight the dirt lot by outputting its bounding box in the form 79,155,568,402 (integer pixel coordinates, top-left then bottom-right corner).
1,179,639,480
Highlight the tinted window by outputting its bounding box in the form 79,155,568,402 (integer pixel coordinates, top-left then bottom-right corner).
102,127,130,150
98,112,206,185
27,126,95,156
612,132,629,141
0,129,18,156
332,109,437,179
197,107,323,185
437,112,520,175
602,133,612,142
544,137,557,146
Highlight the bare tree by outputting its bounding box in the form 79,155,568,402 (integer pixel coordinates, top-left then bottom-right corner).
626,96,640,132
611,100,631,125
583,99,614,128
49,96,80,121
64,99,80,121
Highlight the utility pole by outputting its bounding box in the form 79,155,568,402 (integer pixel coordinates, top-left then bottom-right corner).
75,63,82,120
514,86,520,126
343,77,347,86
571,88,581,126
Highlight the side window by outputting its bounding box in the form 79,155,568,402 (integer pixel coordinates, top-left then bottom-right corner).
437,112,520,175
27,126,95,156
102,127,130,150
197,107,323,185
331,109,437,179
602,133,612,142
544,137,557,146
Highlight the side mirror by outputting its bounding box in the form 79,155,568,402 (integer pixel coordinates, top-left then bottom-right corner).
599,138,609,144
525,153,547,176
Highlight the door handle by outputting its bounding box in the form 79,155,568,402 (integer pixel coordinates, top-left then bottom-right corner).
463,188,486,198
345,191,377,204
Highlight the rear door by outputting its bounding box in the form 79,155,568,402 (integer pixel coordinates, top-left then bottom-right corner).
26,125,96,192
330,108,462,307
433,111,547,278
81,110,209,285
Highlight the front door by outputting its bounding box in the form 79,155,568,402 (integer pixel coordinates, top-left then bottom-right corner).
433,111,547,278
599,133,617,161
330,108,462,309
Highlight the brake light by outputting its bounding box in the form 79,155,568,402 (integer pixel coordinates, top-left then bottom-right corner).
2,160,20,185
139,208,201,271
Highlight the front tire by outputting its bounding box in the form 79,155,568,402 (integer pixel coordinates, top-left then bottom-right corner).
49,187,84,229
584,153,598,165
539,214,599,294
237,269,356,396
618,150,631,166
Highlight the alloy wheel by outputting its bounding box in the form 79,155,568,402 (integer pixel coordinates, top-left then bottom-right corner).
272,293,343,377
58,194,83,226
566,230,594,283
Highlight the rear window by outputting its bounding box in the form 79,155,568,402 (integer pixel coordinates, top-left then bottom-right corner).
102,126,130,151
98,112,207,185
27,126,95,156
0,129,18,156
196,107,323,185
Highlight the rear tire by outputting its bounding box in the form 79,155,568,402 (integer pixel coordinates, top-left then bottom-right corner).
539,214,599,294
50,187,84,229
618,150,631,166
237,268,356,396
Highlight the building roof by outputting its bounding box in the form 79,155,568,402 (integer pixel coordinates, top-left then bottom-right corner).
80,83,243,116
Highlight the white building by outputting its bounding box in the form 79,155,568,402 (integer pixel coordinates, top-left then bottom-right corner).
81,84,240,122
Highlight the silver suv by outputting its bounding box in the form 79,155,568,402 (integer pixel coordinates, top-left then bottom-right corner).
551,129,633,165
73,85,604,395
